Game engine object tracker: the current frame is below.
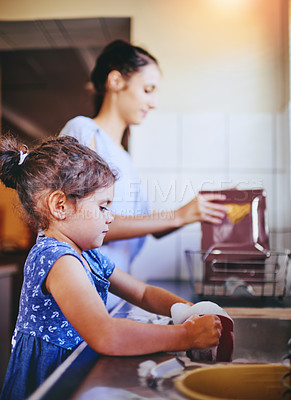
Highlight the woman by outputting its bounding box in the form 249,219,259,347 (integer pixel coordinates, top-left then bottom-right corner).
59,40,226,309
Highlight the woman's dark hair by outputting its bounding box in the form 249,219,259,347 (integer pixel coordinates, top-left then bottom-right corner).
91,40,159,150
0,134,117,231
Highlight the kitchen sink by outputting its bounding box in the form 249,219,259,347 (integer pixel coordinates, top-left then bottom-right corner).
146,314,291,399
32,301,291,400
232,317,291,363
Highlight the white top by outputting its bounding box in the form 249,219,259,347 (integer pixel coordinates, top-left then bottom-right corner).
59,116,151,309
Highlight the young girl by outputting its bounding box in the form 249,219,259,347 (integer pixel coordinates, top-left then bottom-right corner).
0,135,222,400
59,40,226,310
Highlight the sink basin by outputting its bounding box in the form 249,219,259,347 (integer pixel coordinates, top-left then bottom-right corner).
232,317,291,363
174,316,291,400
173,314,291,399
175,364,290,400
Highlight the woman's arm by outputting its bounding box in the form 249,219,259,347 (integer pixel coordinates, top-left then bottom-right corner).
46,256,222,356
105,193,226,241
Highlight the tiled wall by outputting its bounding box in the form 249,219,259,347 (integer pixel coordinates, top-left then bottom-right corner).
129,107,291,288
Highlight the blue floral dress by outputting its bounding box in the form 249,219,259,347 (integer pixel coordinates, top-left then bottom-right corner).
0,236,115,400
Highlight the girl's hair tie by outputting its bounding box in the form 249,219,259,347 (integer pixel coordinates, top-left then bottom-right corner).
18,149,28,165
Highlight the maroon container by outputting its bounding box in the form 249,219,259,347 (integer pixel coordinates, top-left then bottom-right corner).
200,189,270,284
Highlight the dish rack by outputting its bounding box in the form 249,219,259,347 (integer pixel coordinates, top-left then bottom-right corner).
185,249,291,297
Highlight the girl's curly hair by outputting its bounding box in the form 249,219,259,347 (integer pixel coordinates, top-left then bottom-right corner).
0,134,117,231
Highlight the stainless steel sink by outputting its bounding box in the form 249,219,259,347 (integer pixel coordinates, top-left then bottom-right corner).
144,315,291,399
28,298,291,400
232,317,291,363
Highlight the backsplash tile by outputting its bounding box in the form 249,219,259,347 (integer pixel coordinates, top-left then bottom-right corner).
137,170,181,213
181,113,227,169
131,234,179,280
131,112,179,169
275,107,290,170
228,113,274,170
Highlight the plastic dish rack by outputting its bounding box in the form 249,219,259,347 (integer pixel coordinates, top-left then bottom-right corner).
185,249,291,297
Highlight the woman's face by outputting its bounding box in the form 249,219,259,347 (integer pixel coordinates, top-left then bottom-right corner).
116,63,161,125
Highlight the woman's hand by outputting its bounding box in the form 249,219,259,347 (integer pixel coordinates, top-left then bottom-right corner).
176,193,226,226
104,193,227,241
183,314,222,349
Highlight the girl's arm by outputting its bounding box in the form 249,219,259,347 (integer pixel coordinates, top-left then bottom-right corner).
46,256,222,356
104,193,226,241
108,267,191,316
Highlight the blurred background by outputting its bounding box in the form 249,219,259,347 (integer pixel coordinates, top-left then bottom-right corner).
0,0,290,388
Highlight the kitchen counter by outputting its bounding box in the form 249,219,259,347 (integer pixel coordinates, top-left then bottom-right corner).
28,281,291,400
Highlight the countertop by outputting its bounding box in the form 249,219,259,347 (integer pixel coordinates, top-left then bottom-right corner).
28,280,291,400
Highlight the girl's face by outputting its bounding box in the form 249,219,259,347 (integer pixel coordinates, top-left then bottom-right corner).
116,63,161,125
67,185,114,252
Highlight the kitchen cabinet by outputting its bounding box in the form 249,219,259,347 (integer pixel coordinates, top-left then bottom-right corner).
0,251,27,390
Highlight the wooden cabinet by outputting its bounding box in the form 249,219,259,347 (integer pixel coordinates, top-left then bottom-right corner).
0,252,27,390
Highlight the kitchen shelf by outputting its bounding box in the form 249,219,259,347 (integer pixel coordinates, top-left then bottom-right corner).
185,249,291,298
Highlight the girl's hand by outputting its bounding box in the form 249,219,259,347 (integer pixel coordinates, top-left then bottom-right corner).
176,193,226,226
183,314,222,349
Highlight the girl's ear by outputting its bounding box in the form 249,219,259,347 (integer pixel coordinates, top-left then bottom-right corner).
47,191,69,220
107,70,126,92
